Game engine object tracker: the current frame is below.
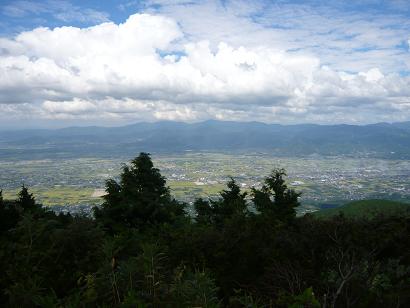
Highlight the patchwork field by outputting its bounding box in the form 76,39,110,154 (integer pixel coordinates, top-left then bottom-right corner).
1,153,410,214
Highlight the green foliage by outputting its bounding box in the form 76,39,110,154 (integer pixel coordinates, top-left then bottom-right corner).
94,152,185,232
195,178,248,226
138,243,167,305
18,185,37,211
1,155,409,307
230,289,264,308
0,200,19,235
252,168,301,222
194,198,214,225
288,287,320,308
171,267,220,307
314,199,410,219
213,178,248,222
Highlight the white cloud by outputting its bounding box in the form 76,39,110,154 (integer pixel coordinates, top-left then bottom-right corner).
43,98,97,114
143,0,410,73
0,12,409,126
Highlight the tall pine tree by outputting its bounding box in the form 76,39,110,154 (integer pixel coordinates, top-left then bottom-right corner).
252,169,300,222
18,185,36,211
94,153,184,232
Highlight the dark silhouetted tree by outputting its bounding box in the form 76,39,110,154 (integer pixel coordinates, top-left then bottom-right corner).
1,158,409,307
195,178,247,226
194,198,213,225
18,185,36,212
0,190,20,234
213,178,248,221
252,168,300,221
94,153,184,232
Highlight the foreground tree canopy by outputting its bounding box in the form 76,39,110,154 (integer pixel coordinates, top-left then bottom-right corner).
0,152,409,307
94,152,185,232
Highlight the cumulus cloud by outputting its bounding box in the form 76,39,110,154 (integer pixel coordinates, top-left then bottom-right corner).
0,12,410,126
144,0,410,73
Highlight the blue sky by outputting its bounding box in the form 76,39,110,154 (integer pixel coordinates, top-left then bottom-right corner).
2,1,410,31
0,0,410,128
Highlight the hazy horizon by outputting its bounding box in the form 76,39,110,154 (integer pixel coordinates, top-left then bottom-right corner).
2,118,410,132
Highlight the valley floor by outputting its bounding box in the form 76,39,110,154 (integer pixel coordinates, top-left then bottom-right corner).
1,152,410,213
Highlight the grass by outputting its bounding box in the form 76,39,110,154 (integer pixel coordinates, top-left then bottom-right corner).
3,187,100,206
313,199,410,219
168,180,226,201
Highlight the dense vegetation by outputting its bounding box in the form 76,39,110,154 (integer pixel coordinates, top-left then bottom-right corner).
1,153,409,307
314,200,410,219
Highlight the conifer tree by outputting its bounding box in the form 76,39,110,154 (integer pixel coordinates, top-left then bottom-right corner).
94,152,184,231
214,178,247,220
194,198,213,224
252,169,300,221
18,185,36,211
195,178,248,226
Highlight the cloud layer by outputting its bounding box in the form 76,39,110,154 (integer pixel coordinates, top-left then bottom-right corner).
0,10,410,127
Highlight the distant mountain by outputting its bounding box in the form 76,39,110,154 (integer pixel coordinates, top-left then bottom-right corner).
1,120,410,159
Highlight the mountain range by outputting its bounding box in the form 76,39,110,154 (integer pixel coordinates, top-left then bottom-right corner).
1,120,410,159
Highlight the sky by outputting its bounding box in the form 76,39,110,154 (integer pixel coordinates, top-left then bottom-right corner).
0,0,410,128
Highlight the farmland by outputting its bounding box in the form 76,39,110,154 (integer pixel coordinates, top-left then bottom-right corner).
1,152,410,214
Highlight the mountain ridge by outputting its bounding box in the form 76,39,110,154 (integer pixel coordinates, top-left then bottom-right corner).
1,120,410,159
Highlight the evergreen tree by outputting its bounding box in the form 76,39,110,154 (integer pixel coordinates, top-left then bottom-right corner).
0,189,20,234
194,198,213,225
0,160,409,307
17,185,36,211
195,178,248,226
252,169,300,221
94,153,184,231
213,178,248,221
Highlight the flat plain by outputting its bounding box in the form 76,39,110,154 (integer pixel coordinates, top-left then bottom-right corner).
1,152,409,214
